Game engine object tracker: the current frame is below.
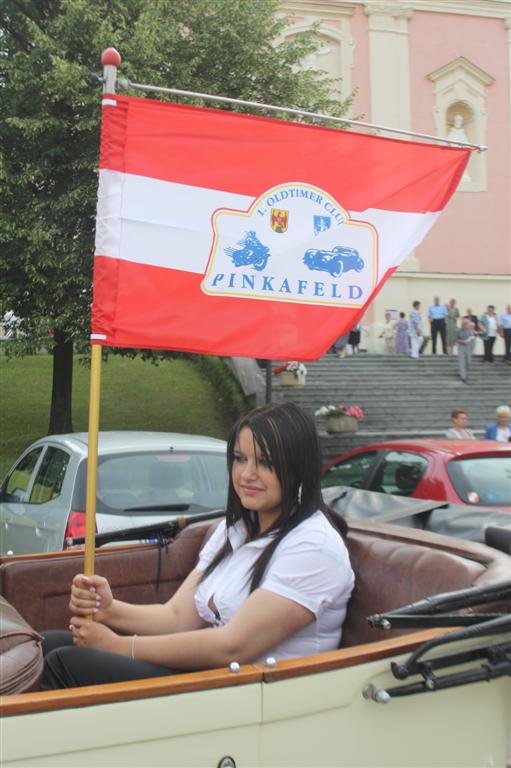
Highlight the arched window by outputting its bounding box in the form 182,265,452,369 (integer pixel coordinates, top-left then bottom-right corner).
277,8,355,101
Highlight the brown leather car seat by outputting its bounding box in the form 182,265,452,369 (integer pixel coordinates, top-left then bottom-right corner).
340,526,487,647
0,519,506,653
0,596,43,694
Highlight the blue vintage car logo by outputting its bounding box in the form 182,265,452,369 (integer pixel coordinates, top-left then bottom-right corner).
303,246,364,277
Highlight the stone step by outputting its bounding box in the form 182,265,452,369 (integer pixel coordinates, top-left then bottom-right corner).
270,354,509,460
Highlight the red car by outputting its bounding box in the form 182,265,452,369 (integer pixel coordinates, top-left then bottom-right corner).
321,439,511,513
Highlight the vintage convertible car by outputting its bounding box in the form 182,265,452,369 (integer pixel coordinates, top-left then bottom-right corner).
1,515,510,767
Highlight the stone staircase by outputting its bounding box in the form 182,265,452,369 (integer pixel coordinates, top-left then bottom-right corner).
272,354,511,462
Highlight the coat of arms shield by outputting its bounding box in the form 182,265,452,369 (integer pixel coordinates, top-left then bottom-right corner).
271,208,289,233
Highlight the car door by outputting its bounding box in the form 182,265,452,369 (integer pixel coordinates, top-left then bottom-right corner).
322,451,380,489
0,445,72,554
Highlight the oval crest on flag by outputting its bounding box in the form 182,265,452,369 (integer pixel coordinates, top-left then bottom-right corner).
202,182,378,307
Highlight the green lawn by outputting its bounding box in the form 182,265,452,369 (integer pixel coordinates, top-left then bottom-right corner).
0,354,234,479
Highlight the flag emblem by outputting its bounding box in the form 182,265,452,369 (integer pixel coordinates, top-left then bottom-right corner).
202,182,377,306
271,208,289,233
224,231,270,272
314,215,331,235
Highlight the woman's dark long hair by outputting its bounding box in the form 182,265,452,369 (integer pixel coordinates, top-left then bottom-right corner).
201,402,348,592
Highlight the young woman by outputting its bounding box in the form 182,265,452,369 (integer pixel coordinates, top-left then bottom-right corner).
42,403,354,689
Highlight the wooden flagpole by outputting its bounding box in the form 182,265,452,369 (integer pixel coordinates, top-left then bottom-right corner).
83,343,102,576
83,47,122,577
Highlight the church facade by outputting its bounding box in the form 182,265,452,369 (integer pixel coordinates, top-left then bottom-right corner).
280,0,510,351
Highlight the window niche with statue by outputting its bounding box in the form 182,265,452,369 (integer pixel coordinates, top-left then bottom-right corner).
428,57,494,193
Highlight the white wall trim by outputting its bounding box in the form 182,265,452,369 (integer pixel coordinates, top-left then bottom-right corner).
280,1,356,18
428,56,495,87
365,4,412,129
358,0,511,20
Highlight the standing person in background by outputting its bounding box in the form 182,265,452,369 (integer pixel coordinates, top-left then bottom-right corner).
463,308,479,354
498,304,511,364
455,317,475,383
445,299,460,356
379,312,395,354
445,409,476,440
331,333,349,358
479,305,498,362
346,324,361,355
428,296,448,355
394,313,409,354
463,308,479,333
408,301,424,359
484,405,511,442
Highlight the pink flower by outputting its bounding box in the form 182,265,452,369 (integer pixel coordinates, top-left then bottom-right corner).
343,406,365,420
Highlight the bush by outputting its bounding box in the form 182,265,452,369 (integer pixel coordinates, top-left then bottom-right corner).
192,356,248,423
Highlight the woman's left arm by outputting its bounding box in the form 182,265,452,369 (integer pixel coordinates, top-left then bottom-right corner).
70,590,314,669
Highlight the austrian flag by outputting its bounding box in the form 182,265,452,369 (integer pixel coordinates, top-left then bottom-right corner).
92,94,470,359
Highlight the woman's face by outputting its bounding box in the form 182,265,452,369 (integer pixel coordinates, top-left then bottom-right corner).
453,412,468,430
232,426,283,529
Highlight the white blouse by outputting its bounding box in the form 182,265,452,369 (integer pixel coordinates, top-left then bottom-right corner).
194,511,355,661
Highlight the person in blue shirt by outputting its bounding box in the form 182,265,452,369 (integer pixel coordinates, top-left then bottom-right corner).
428,296,448,354
484,405,511,442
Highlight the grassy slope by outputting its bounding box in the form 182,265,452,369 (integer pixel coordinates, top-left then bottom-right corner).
0,354,233,479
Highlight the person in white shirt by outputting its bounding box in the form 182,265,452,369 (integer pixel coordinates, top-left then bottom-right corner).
408,300,424,359
42,403,354,688
479,305,498,363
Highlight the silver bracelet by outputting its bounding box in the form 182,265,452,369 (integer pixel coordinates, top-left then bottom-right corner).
131,634,137,660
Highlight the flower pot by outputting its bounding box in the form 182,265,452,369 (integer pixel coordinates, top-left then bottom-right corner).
277,371,306,387
325,414,358,434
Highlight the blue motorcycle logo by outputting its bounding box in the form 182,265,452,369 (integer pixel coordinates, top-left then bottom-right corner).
303,246,364,277
224,231,271,272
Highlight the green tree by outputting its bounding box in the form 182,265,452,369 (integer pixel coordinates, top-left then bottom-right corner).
0,0,352,433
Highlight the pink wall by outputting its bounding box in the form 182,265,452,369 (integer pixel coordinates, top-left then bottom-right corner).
408,12,510,275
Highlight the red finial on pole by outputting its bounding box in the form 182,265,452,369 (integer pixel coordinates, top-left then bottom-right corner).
101,47,121,67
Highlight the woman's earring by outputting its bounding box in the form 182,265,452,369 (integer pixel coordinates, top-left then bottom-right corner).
297,484,303,503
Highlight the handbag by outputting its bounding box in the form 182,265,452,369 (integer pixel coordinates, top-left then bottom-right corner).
0,595,43,694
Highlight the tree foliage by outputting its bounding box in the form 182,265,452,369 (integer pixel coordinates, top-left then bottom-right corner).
0,0,353,430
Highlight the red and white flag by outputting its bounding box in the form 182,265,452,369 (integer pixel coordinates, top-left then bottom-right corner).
92,94,470,359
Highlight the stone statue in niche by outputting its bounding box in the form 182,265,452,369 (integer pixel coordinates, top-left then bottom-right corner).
447,115,471,181
303,43,333,72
